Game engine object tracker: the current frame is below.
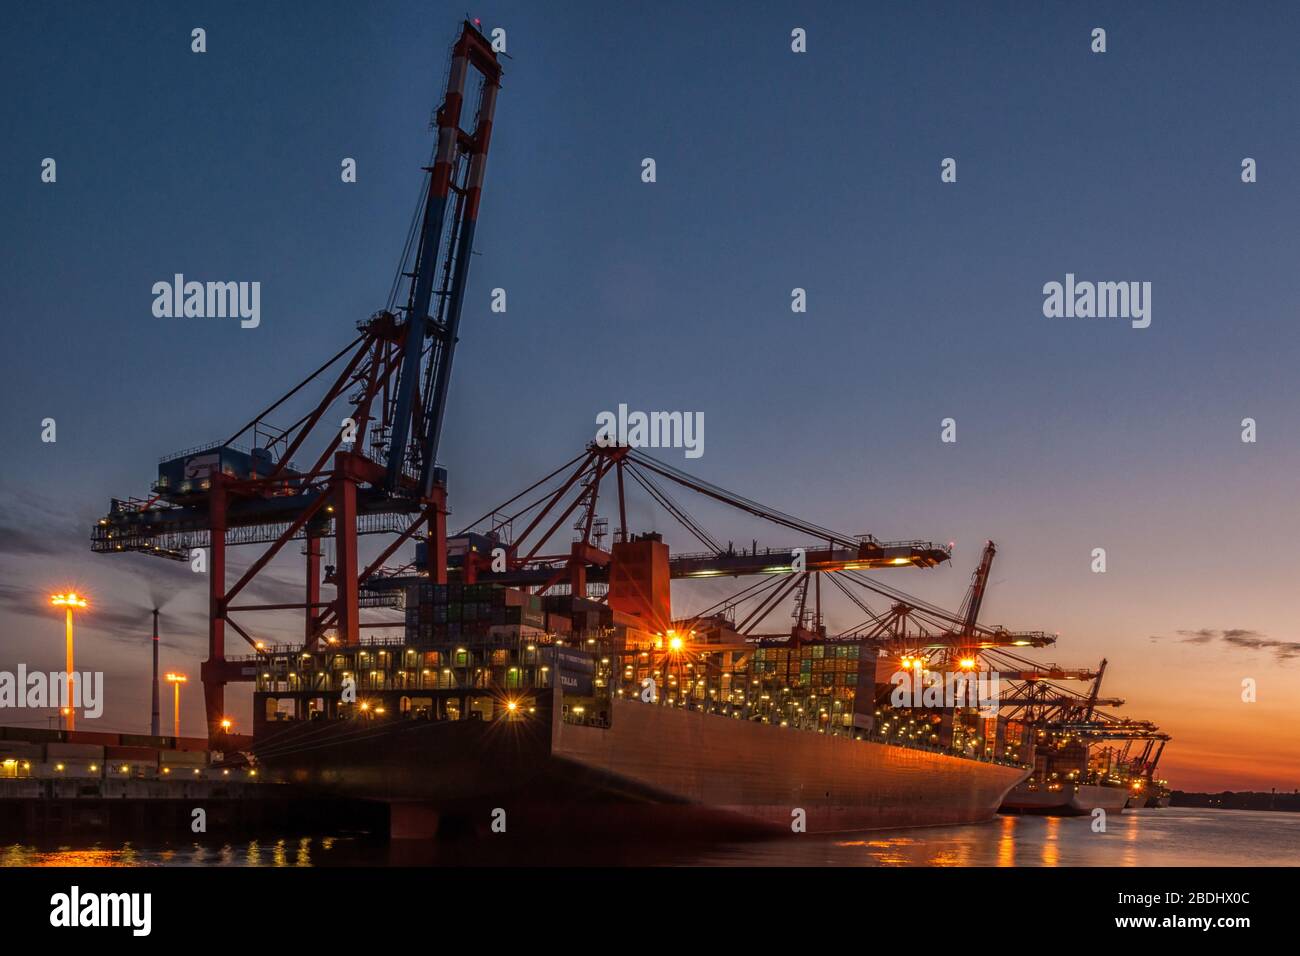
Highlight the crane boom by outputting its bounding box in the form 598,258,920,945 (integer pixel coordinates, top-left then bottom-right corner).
1084,658,1108,720
958,541,996,640
385,22,502,498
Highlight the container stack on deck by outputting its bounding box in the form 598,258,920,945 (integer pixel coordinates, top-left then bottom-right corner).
404,582,546,644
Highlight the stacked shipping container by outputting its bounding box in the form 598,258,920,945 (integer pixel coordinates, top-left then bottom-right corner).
404,582,546,643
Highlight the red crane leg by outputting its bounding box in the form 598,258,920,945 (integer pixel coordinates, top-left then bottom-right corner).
306,531,321,644
569,543,588,598
203,474,227,740
428,485,448,586
334,463,360,646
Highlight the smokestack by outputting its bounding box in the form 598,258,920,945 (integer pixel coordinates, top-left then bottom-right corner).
151,608,161,737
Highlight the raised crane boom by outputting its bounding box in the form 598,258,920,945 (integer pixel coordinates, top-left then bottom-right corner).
385,23,502,498
957,540,996,642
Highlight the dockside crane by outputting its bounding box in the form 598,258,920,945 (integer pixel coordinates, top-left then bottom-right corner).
998,680,1125,725
383,28,499,502
832,541,1058,659
1082,658,1108,720
91,21,503,742
361,443,954,606
953,541,996,653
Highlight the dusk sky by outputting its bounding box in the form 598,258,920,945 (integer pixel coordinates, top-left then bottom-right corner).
2,1,1298,793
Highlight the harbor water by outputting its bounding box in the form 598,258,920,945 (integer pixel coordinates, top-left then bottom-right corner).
2,808,1297,867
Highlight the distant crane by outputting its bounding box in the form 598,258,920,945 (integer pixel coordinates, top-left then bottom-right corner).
1083,658,1108,720
953,541,997,656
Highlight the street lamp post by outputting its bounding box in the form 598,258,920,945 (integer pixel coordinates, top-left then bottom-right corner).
165,672,188,739
50,593,88,731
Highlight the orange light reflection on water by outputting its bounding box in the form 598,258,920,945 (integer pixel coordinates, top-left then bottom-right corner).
832,834,977,867
833,836,921,866
1040,816,1061,866
1120,808,1141,866
996,815,1016,867
1,836,342,867
1,843,141,867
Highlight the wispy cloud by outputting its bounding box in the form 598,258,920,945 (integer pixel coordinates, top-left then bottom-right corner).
0,484,320,654
0,493,87,558
1161,628,1300,662
1176,628,1220,644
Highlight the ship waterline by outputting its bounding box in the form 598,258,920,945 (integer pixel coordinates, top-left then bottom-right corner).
1001,781,1130,816
253,689,1030,837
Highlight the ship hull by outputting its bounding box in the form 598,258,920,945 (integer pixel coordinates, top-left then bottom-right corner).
1000,782,1129,816
253,694,1028,837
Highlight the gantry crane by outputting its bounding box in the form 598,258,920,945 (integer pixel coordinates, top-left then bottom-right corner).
835,541,1057,660
91,21,503,741
358,442,954,611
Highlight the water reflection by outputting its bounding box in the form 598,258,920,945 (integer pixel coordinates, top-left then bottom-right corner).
995,815,1016,867
0,809,1296,867
1040,816,1060,866
1121,808,1141,866
0,836,343,867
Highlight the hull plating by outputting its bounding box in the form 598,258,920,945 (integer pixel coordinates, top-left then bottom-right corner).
254,696,1029,835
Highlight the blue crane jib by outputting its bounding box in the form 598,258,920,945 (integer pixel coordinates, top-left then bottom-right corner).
385,22,502,501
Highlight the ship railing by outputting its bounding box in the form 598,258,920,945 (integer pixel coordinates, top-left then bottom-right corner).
616,692,1028,768
158,440,251,463
255,672,548,692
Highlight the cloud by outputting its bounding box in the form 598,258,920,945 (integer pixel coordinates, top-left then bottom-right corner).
1167,628,1299,662
0,494,87,558
0,582,49,618
0,484,409,661
1220,631,1268,649
1262,641,1300,661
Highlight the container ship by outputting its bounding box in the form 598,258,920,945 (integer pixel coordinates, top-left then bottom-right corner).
1000,713,1171,816
1001,781,1130,816
249,535,1031,838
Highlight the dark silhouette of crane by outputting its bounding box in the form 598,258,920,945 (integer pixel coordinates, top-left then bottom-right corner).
91,21,503,741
